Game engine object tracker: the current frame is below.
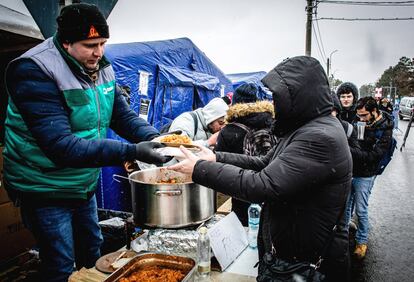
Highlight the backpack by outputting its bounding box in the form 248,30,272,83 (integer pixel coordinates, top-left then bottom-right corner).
233,122,277,156
375,129,397,175
159,112,198,135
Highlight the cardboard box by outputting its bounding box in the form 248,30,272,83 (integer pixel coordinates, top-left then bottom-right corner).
0,202,36,262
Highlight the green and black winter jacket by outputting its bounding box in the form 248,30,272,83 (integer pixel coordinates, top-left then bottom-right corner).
3,36,158,200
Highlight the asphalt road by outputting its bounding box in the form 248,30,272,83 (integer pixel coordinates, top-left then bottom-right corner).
350,118,414,282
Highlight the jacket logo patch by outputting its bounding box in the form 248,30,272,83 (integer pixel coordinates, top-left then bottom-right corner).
103,86,114,94
87,25,100,38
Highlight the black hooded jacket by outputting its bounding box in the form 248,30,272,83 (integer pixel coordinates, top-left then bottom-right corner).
192,56,352,281
339,104,357,124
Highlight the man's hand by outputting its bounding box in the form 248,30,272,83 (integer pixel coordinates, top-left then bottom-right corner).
168,145,216,174
168,146,199,175
196,145,216,162
135,141,172,164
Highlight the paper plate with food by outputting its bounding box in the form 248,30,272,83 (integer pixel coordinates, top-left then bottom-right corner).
156,134,199,149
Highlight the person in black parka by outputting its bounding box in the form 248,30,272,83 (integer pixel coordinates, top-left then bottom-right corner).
170,56,352,281
215,83,274,225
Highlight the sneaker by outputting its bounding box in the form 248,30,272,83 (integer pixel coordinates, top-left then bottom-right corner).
354,244,367,259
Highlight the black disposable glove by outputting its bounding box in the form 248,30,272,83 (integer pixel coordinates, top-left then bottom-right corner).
135,141,173,164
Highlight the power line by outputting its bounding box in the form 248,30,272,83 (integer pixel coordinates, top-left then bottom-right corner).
315,19,327,60
312,22,326,61
313,6,327,61
317,0,414,6
317,17,414,21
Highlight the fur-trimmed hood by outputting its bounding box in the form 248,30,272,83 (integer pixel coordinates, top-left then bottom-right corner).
225,101,274,123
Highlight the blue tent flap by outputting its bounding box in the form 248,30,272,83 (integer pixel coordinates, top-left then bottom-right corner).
153,65,220,129
227,71,272,100
158,64,220,90
105,37,232,127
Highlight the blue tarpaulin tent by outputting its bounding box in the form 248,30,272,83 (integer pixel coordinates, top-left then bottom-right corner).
227,71,272,100
104,37,233,129
97,38,232,211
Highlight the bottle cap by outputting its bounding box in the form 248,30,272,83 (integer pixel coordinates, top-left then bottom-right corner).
199,226,208,234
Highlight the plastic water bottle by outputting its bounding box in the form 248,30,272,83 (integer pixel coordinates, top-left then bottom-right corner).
248,203,261,249
197,227,211,278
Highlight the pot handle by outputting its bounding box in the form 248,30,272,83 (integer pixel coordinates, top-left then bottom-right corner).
113,174,129,183
155,190,182,196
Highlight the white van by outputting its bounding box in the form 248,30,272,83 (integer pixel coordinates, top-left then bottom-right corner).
398,97,414,120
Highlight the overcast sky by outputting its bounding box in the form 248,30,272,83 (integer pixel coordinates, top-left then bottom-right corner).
107,0,413,88
4,0,413,88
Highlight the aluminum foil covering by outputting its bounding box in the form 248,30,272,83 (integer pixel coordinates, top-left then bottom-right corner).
147,229,198,259
146,214,226,259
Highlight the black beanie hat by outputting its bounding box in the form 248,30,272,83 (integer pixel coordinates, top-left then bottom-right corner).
57,3,109,43
232,83,258,105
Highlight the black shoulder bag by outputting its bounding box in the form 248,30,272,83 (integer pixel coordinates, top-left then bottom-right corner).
257,204,345,282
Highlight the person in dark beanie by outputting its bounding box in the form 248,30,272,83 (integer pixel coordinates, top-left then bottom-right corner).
232,83,259,105
3,3,169,281
56,3,109,44
345,96,394,259
336,82,359,123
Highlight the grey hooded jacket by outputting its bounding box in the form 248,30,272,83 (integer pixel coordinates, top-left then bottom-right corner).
168,97,228,147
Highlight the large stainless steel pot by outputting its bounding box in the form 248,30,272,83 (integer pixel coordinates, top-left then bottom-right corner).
123,167,214,228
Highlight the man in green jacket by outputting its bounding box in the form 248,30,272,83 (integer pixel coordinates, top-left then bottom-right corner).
3,4,168,281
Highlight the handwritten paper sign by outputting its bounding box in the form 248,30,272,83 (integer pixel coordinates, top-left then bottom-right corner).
138,70,150,96
207,212,248,270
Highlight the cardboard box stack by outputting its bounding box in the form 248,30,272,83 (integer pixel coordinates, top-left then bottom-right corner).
0,147,36,263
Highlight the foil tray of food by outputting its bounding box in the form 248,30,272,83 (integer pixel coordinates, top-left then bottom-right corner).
104,253,196,282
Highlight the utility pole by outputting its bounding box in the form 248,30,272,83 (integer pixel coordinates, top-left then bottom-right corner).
305,0,314,56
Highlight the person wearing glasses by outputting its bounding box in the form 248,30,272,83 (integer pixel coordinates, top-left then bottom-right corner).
345,96,394,259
